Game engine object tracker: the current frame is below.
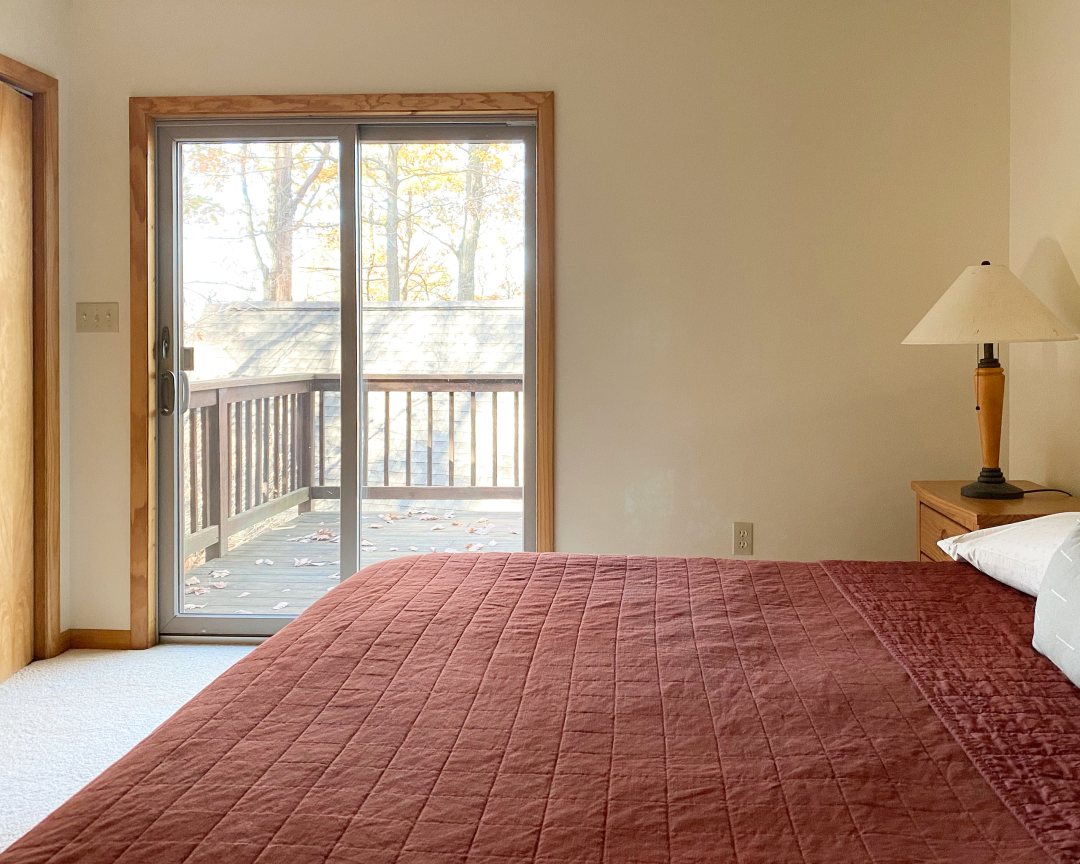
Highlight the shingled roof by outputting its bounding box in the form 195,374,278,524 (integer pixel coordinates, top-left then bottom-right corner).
186,301,524,380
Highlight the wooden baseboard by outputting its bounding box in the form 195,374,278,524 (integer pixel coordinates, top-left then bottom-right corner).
63,629,133,650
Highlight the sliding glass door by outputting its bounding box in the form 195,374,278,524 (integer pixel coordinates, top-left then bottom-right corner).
157,120,534,637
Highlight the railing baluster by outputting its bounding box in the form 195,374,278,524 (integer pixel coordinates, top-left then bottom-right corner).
289,394,297,491
201,408,210,529
318,391,326,486
206,391,227,558
300,391,313,513
233,404,242,519
286,394,294,492
187,412,197,533
448,391,455,487
280,395,288,494
253,399,263,506
470,391,477,487
274,395,282,498
261,398,270,501
427,392,433,486
514,391,520,487
243,401,253,511
360,391,367,489
271,396,277,499
383,392,390,486
492,392,498,487
405,391,412,487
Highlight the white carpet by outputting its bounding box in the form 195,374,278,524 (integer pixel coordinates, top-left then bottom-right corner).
0,645,253,851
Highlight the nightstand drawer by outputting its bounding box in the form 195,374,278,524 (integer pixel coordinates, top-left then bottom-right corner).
919,504,968,561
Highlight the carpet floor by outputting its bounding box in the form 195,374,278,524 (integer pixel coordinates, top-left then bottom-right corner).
0,645,252,851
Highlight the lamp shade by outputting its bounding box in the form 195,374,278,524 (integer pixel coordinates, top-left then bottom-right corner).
903,263,1077,345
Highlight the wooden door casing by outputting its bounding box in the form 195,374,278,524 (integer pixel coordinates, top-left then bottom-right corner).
0,81,34,682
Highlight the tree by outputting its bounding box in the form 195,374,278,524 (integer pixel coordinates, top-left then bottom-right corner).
183,141,339,302
240,142,335,301
359,140,524,303
181,138,524,307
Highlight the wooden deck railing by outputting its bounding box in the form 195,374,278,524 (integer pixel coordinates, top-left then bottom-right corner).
181,372,523,557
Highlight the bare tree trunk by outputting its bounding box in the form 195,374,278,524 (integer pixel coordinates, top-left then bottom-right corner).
456,143,486,301
267,142,294,301
385,143,402,302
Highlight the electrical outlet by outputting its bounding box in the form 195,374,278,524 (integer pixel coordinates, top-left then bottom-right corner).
75,302,120,333
733,522,753,556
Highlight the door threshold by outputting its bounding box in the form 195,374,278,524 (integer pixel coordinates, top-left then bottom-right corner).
159,634,267,646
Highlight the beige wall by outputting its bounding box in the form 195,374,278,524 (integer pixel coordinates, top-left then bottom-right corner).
1009,1,1080,490
0,0,73,629
52,0,1009,628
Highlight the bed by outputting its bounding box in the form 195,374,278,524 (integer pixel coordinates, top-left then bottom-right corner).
3,553,1079,863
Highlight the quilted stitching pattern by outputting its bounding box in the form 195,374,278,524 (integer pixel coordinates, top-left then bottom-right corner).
826,559,1080,864
2,555,1049,863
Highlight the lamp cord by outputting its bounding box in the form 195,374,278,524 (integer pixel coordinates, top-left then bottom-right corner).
1024,488,1073,496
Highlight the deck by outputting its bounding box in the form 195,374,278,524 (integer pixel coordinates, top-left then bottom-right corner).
182,505,522,616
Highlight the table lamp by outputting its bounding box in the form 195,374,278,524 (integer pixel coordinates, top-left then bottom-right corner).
903,261,1076,499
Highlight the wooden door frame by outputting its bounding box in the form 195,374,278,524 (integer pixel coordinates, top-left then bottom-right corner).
0,54,62,660
130,92,555,648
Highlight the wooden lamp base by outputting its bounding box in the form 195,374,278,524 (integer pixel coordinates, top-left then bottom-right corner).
961,348,1024,500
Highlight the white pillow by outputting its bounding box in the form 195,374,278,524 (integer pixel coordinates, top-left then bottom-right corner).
937,511,1080,596
1032,521,1080,688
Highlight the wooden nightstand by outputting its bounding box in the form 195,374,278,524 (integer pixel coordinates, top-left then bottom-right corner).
912,480,1077,562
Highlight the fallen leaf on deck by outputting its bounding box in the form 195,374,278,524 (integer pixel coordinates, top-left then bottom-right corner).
235,609,252,615
430,525,445,531
209,581,229,589
183,603,206,610
184,576,201,586
466,543,485,552
185,586,208,596
282,588,291,592
409,545,419,551
273,602,289,610
444,547,461,553
255,558,273,566
361,539,376,548
238,591,251,598
389,547,399,552
209,569,230,578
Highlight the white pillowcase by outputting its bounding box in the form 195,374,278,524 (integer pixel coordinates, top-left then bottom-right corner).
937,511,1080,596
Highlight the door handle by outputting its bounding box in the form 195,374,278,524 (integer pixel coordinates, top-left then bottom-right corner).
160,370,176,416
179,371,190,415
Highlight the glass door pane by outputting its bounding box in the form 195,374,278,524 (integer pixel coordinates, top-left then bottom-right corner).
358,127,535,561
158,126,359,636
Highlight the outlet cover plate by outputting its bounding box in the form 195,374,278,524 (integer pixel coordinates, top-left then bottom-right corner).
733,521,753,556
76,302,120,333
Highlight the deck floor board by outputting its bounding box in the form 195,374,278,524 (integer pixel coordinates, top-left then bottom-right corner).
181,506,522,616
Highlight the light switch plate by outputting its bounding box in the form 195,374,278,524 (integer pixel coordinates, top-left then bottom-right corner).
76,302,120,333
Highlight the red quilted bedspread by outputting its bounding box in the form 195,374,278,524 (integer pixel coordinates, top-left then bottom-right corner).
2,554,1071,863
